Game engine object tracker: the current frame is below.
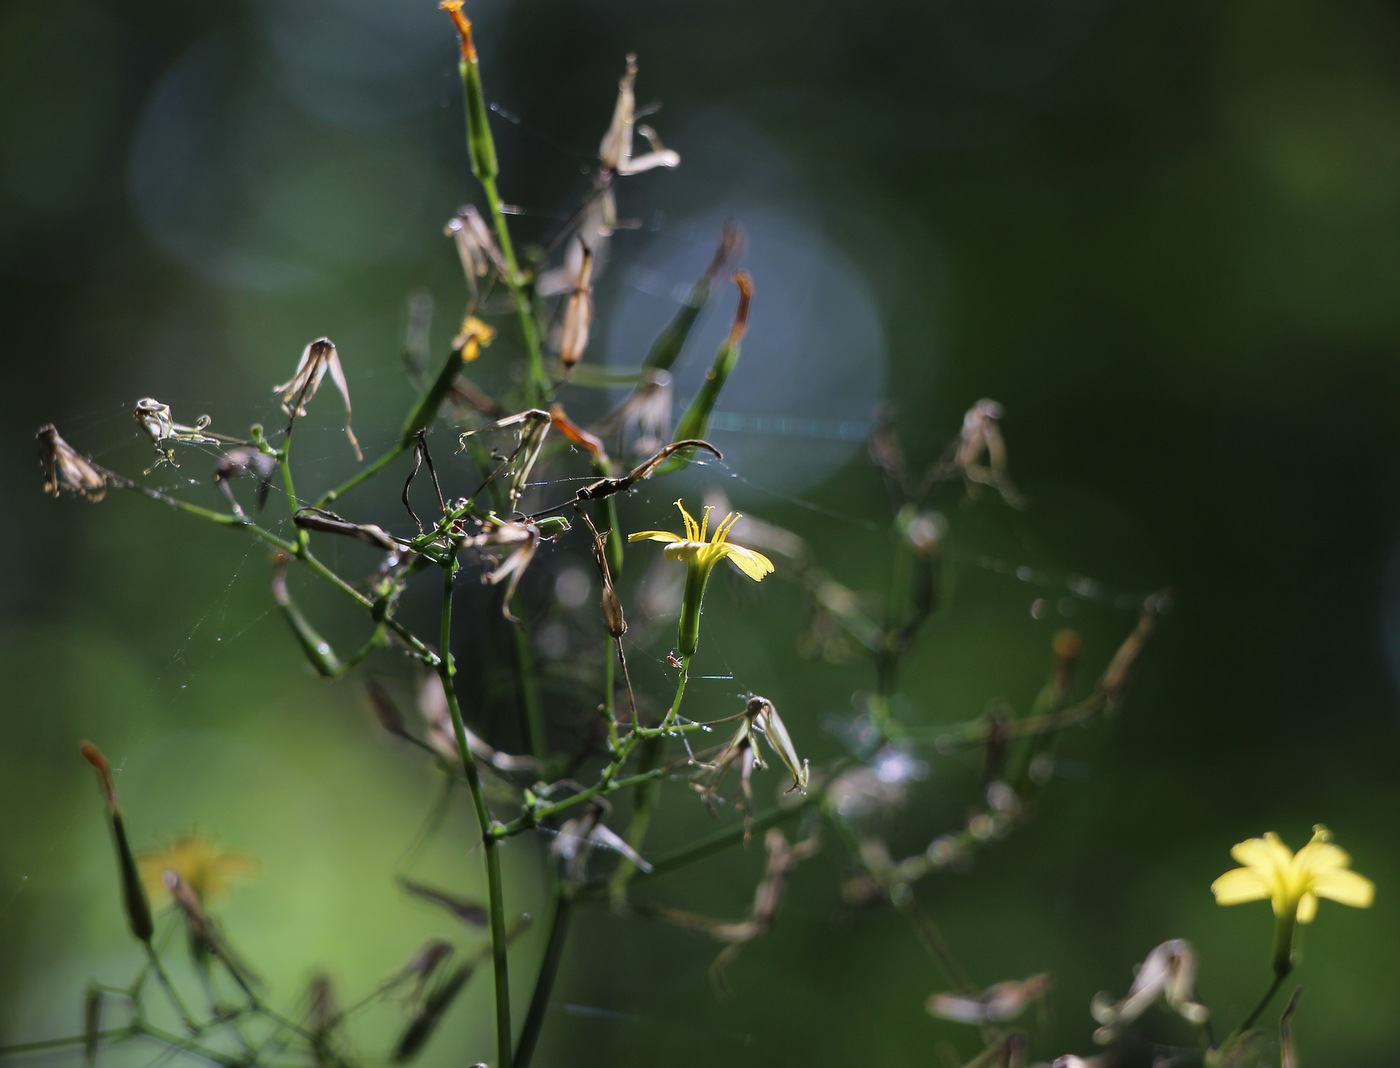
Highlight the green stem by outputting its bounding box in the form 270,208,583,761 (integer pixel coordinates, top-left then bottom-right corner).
438,561,512,1068
608,660,688,901
277,436,307,555
132,1021,242,1068
0,1030,133,1058
602,639,619,749
479,173,548,406
513,890,573,1068
315,442,408,509
143,942,198,1033
1237,967,1290,1035
511,617,547,766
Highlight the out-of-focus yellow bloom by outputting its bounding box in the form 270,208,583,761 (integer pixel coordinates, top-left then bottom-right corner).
630,500,774,657
138,834,259,905
1211,825,1373,924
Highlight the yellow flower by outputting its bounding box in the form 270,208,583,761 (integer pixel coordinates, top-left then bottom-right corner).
138,833,259,905
630,499,774,581
630,500,774,657
1211,825,1373,923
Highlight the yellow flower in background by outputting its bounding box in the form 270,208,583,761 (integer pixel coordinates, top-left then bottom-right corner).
138,833,259,905
1211,825,1373,923
630,500,774,658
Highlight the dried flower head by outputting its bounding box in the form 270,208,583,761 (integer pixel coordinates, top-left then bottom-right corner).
557,246,594,371
445,207,504,297
600,54,680,176
1090,939,1208,1044
37,424,106,501
273,337,361,460
927,974,1050,1026
551,803,651,884
132,398,220,470
214,446,278,518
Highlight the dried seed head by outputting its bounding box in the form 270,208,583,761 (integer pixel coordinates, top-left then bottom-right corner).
214,447,278,515
1091,939,1208,1044
927,974,1050,1026
748,696,808,795
133,398,217,470
557,247,594,370
552,803,652,884
37,425,106,501
601,582,627,639
445,207,503,294
273,338,361,460
600,54,680,175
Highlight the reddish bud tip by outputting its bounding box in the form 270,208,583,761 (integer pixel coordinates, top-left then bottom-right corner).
728,271,753,347
439,1,477,62
79,743,118,810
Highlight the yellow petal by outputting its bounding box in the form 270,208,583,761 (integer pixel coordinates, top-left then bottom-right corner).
1211,867,1271,905
1312,868,1375,909
1231,834,1293,873
720,544,774,582
1296,891,1318,923
1295,840,1351,875
629,530,682,544
674,500,700,541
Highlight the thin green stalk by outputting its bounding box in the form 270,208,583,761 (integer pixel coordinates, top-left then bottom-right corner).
890,895,977,996
479,173,549,406
315,441,408,509
437,561,512,1068
513,890,573,1068
143,942,198,1034
511,616,547,766
602,639,619,748
608,660,688,901
1236,966,1290,1036
276,435,307,555
0,1030,133,1058
131,1021,242,1068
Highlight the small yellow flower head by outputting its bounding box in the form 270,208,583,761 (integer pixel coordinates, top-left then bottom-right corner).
1211,825,1373,922
1212,825,1373,976
629,499,774,657
138,833,259,906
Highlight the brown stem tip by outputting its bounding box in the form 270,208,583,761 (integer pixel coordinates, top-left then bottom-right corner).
728,271,754,347
79,742,119,812
439,1,477,62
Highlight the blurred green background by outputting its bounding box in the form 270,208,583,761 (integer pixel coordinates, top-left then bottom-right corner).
4,0,1400,1064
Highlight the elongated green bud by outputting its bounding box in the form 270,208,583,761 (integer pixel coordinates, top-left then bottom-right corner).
271,554,342,677
442,2,498,181
79,743,154,944
659,271,752,475
677,562,711,658
643,224,743,372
